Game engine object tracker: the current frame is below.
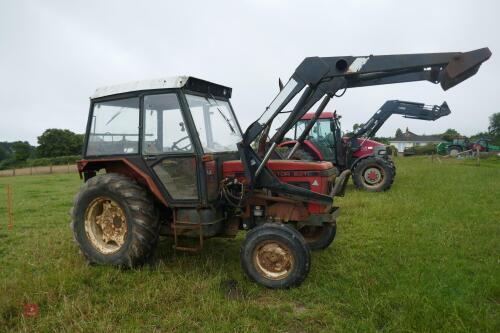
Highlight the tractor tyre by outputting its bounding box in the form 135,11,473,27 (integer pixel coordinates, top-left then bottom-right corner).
71,173,160,268
240,223,310,289
299,223,336,250
388,159,396,177
352,157,394,192
448,146,462,157
281,147,317,161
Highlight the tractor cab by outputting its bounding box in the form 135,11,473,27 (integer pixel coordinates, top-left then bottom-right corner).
82,76,243,205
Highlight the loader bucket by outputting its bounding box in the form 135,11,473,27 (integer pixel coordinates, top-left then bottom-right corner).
435,102,451,119
441,48,491,90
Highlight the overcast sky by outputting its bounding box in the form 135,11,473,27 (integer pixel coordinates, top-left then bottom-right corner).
1,0,498,145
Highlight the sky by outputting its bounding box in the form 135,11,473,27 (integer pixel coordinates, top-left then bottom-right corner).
0,0,498,145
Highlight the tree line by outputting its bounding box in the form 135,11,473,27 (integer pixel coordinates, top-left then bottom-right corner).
0,129,83,170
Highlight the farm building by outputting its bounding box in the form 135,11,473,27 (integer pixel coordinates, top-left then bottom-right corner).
389,127,442,153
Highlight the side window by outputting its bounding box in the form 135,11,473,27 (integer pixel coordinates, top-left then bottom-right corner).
143,93,193,154
86,98,140,156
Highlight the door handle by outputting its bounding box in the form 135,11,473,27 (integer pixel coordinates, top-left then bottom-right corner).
144,156,158,161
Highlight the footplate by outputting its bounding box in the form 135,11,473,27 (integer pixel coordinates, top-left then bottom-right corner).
172,209,203,252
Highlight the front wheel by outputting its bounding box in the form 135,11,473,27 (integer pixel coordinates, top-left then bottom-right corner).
352,157,395,192
240,223,310,289
299,224,336,250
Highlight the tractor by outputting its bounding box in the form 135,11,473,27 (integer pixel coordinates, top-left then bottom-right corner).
72,48,490,288
436,137,471,156
437,137,500,156
279,100,450,191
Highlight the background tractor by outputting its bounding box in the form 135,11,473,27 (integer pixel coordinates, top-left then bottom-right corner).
437,137,500,155
279,100,451,191
72,48,490,288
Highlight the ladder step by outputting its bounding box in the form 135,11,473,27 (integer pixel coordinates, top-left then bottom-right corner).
172,220,203,252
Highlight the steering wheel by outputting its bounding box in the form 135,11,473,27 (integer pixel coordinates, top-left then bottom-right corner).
171,136,192,151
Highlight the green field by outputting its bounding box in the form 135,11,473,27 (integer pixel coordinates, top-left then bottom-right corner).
0,157,499,332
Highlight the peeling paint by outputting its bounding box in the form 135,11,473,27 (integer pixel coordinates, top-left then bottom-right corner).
347,57,369,73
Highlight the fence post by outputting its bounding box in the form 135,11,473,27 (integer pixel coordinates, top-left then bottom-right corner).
7,185,13,230
49,164,53,174
476,147,480,166
30,166,33,175
12,169,15,177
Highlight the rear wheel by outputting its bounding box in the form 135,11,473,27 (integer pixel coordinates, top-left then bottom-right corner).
240,223,310,289
352,157,394,192
448,146,462,156
299,224,336,250
71,173,159,268
280,146,317,160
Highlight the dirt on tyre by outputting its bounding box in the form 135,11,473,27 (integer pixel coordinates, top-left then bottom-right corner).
240,223,310,289
352,157,394,192
299,223,336,250
71,173,159,268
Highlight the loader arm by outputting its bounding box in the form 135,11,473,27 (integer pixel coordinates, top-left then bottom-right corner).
238,48,491,205
353,100,451,139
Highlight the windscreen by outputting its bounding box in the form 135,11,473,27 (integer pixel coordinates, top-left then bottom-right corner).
186,94,242,152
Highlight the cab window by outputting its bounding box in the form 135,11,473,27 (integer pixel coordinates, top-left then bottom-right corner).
143,93,193,154
86,97,140,156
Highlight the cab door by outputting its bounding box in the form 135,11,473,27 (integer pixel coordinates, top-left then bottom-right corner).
141,92,201,203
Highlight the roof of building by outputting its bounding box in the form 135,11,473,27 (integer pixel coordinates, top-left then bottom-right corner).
91,76,232,99
389,128,442,142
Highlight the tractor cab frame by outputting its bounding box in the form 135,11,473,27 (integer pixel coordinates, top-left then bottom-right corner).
81,76,243,208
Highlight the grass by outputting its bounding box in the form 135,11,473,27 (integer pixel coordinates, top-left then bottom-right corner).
0,156,499,332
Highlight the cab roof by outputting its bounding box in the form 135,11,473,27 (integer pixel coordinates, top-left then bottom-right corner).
91,76,232,99
301,112,335,120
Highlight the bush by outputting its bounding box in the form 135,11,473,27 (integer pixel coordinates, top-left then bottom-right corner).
28,155,81,167
0,155,81,170
413,143,437,155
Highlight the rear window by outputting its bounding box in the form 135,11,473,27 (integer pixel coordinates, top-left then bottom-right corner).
86,97,140,156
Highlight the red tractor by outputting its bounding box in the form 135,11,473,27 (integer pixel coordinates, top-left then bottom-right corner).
71,48,490,288
279,100,451,191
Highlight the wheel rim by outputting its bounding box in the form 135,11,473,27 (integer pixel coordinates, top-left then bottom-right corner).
252,240,294,280
450,149,460,156
363,166,384,185
84,197,128,254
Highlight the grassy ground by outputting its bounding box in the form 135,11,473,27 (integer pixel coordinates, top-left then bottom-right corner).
0,156,499,332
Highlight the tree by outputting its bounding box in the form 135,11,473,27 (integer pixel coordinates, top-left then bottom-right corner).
0,145,8,161
489,112,500,137
441,128,461,142
37,129,84,158
353,123,362,132
11,141,32,161
395,128,403,138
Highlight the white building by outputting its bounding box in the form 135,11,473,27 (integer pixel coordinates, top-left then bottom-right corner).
389,128,442,153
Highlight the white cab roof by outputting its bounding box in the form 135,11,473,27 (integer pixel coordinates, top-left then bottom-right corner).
91,76,189,99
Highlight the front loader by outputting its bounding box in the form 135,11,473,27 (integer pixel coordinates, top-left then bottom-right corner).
72,48,490,288
279,100,451,191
